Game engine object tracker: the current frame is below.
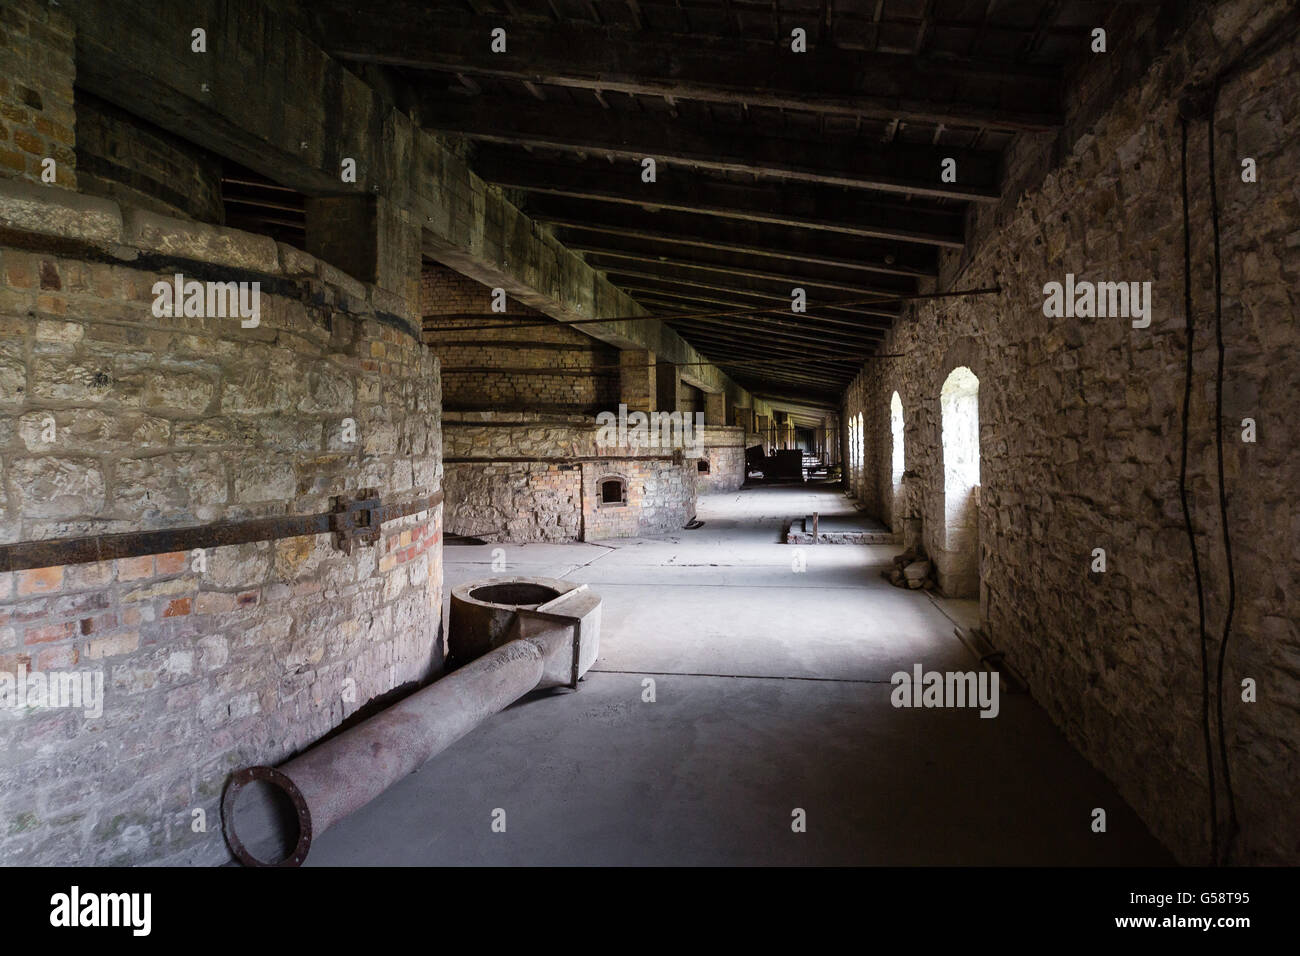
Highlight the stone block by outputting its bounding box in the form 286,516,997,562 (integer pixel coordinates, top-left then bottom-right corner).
121,207,280,274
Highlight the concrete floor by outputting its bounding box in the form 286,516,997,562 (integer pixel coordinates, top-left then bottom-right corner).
307,483,1173,865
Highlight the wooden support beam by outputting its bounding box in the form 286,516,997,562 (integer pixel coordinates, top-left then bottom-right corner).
612,285,896,340
653,312,877,350
696,356,860,385
688,358,857,391
566,233,922,292
722,373,848,394
745,384,848,404
617,279,895,330
547,209,939,278
420,95,1001,201
594,262,902,321
632,295,886,350
646,330,878,368
646,302,882,344
653,309,886,352
476,151,966,247
326,15,1063,130
687,354,853,385
704,363,854,392
667,327,868,365
664,319,884,357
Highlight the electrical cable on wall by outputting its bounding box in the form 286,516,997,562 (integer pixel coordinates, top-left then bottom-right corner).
1186,0,1300,867
1177,72,1249,866
1177,111,1218,865
1206,81,1240,867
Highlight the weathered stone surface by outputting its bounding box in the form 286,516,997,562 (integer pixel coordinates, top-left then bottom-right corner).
18,409,169,453
232,458,296,504
0,179,120,244
843,1,1300,865
0,204,444,867
697,425,746,493
9,456,106,516
0,354,26,405
442,409,699,542
121,208,281,275
142,369,216,415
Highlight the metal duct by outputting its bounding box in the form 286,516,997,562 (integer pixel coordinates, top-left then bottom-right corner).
221,581,600,866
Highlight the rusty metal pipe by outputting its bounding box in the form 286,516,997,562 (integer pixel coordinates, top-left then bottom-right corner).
221,623,577,867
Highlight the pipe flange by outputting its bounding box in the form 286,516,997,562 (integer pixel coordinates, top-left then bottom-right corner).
221,766,313,868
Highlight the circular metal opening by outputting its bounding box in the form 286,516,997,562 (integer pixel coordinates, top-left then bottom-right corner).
468,582,563,608
221,766,312,867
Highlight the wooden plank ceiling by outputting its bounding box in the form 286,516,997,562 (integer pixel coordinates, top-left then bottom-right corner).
298,0,1148,401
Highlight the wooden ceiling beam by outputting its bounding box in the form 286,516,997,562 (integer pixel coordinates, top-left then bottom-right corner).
543,207,939,277
421,94,1001,201
601,267,899,325
326,14,1063,130
488,157,966,248
573,243,916,298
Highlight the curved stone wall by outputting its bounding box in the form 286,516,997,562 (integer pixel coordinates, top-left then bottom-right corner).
0,184,443,865
74,91,225,224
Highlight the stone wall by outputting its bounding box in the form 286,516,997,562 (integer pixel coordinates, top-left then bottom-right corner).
428,266,700,540
442,411,697,542
0,0,75,188
0,181,444,865
698,425,746,493
842,0,1300,864
678,380,704,418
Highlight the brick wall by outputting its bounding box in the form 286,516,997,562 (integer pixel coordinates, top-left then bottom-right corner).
0,184,444,865
843,0,1299,864
581,458,697,540
75,91,224,223
0,0,76,188
422,265,619,412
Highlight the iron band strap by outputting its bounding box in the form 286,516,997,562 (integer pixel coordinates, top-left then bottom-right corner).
0,490,444,573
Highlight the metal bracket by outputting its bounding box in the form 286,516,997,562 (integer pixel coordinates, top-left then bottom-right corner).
330,489,383,554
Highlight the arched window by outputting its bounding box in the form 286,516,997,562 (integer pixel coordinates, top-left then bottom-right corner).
697,460,710,474
890,392,905,488
940,367,980,596
890,392,905,527
599,477,628,507
855,412,864,479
